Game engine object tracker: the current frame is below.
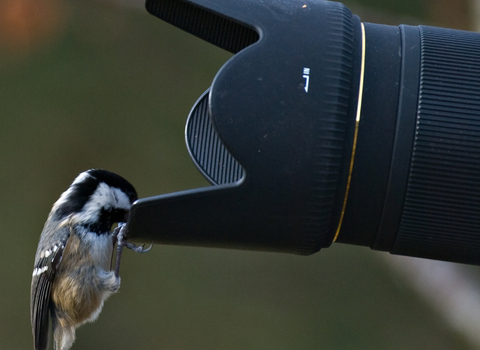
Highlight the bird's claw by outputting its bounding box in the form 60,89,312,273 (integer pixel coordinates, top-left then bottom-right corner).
113,223,152,277
115,223,152,253
124,241,153,253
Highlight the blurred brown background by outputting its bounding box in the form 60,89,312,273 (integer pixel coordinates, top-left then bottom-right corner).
1,0,479,349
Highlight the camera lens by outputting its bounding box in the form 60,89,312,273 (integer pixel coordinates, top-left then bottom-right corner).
129,0,480,265
338,23,480,265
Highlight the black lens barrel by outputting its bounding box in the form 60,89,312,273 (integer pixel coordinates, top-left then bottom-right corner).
393,26,480,265
338,24,480,265
337,23,405,248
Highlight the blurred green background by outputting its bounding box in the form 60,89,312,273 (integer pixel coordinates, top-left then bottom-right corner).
0,0,478,349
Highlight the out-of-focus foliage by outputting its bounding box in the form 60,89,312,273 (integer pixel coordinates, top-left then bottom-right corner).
344,0,425,20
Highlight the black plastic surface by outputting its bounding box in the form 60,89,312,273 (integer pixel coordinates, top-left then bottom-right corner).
130,0,480,265
337,23,402,247
185,89,244,185
146,0,259,53
129,0,362,254
372,25,420,251
391,26,480,265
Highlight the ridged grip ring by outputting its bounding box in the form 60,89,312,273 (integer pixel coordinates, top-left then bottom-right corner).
392,26,480,265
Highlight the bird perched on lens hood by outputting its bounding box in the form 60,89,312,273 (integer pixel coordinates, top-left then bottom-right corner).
30,169,147,350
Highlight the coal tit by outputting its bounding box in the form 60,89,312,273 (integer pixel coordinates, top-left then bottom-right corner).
31,169,139,350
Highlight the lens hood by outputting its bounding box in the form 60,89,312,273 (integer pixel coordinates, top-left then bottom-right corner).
127,0,363,254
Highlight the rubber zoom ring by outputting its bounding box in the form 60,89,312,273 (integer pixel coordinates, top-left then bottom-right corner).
392,25,480,265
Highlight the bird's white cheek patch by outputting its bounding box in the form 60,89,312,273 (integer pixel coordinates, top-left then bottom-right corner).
75,183,132,225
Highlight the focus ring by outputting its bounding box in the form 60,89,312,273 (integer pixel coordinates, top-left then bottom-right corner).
392,25,480,264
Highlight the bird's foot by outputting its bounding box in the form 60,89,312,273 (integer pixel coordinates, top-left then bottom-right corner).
113,223,152,277
124,241,153,253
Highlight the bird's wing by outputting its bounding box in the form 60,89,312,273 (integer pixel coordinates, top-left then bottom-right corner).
30,226,70,350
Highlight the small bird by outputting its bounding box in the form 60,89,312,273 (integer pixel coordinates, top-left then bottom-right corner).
30,169,145,350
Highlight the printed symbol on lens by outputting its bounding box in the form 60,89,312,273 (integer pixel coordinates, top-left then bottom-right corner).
303,67,310,93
